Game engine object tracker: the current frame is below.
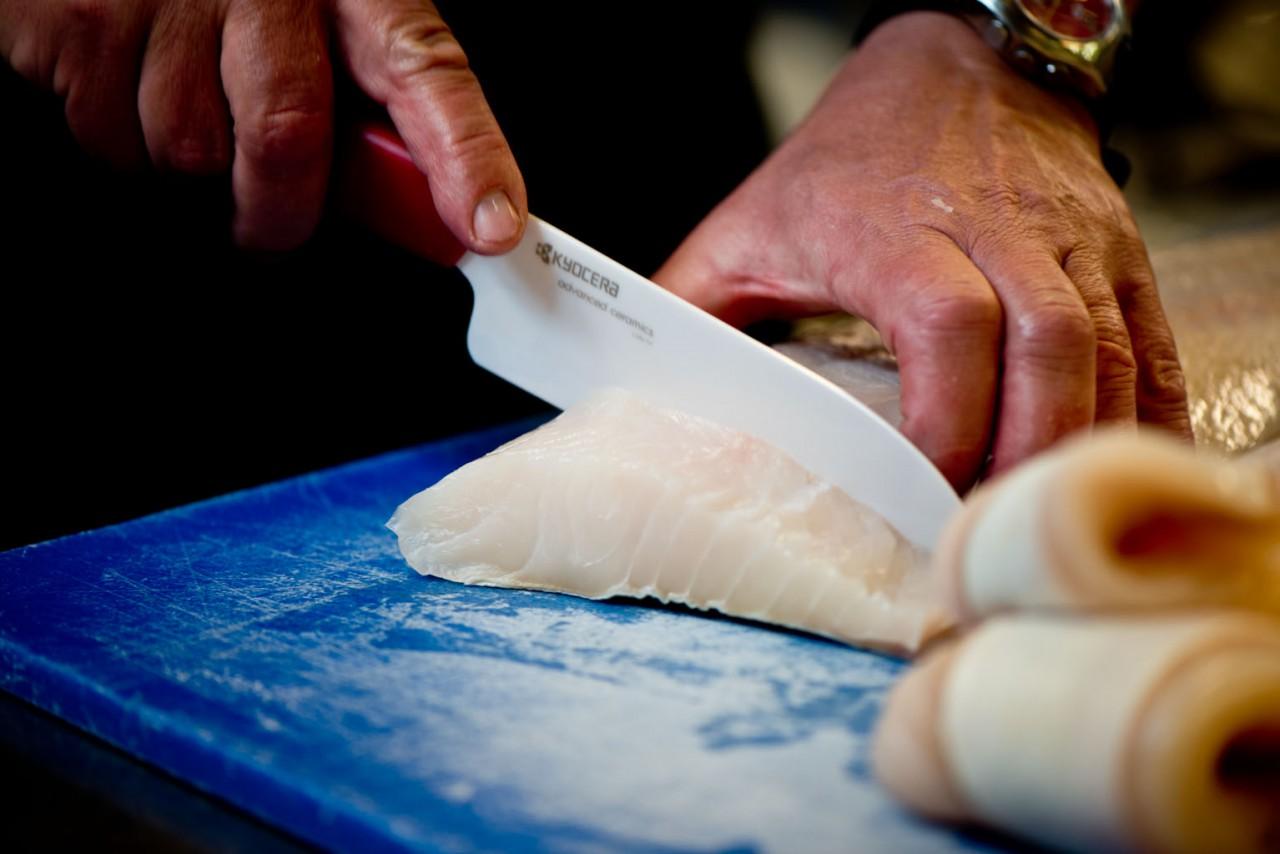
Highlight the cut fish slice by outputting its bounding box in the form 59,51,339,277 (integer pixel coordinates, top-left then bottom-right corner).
935,428,1280,623
873,611,1280,854
389,389,948,654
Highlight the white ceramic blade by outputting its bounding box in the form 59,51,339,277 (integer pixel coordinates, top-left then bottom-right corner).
458,216,959,549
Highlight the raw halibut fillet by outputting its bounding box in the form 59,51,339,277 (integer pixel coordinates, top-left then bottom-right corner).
389,389,947,653
935,429,1280,623
872,612,1280,854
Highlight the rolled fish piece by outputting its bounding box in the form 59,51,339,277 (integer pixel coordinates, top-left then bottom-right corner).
873,612,1280,853
389,389,949,654
935,429,1280,622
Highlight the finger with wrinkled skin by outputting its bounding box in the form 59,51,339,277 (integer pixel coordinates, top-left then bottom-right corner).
1064,248,1139,426
863,239,1003,490
56,0,150,167
140,1,230,174
333,0,526,254
974,248,1097,474
221,0,333,250
1112,244,1193,439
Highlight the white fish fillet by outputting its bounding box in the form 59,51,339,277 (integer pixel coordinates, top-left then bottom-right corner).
389,389,948,654
873,612,1280,854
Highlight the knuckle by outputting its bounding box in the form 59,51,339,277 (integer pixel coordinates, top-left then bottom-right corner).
440,120,508,166
1061,246,1106,281
386,14,470,82
914,288,1003,340
1095,336,1138,386
1142,351,1188,402
1014,299,1096,363
235,103,328,168
1112,242,1157,303
970,225,1067,272
1113,273,1154,306
1139,351,1191,434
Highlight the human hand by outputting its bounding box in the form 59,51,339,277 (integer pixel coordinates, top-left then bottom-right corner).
0,0,525,252
654,11,1190,490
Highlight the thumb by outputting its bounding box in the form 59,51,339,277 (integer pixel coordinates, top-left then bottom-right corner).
334,0,526,254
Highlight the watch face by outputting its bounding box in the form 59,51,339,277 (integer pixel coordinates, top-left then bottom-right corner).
1017,0,1114,40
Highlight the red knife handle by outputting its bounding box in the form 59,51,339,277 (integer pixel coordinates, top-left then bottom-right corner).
338,123,466,267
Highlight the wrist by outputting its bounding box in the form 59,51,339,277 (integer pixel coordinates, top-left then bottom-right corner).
853,9,1102,142
859,10,992,61
856,1,1131,107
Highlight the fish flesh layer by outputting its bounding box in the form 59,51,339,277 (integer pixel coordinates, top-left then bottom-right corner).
873,611,1280,854
934,428,1280,624
389,389,946,654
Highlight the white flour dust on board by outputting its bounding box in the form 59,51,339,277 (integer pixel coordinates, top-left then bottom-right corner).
307,588,984,853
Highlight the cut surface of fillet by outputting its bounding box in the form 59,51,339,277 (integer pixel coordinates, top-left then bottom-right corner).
389,389,947,654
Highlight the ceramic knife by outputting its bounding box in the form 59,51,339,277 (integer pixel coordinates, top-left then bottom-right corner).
341,125,959,548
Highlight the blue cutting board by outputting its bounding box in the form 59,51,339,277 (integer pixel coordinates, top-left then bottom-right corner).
0,421,994,853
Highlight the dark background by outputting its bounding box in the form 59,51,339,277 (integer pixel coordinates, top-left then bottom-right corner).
1,6,770,553
2,1,1279,849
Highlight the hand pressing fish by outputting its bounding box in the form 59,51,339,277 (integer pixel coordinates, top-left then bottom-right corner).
388,389,949,654
873,611,1280,854
935,429,1280,623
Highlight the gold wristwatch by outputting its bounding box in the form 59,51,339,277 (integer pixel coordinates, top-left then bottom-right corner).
965,0,1129,98
855,0,1134,183
857,0,1131,100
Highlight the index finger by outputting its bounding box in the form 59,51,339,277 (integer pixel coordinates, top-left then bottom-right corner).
979,249,1098,475
860,238,1004,491
334,0,526,254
